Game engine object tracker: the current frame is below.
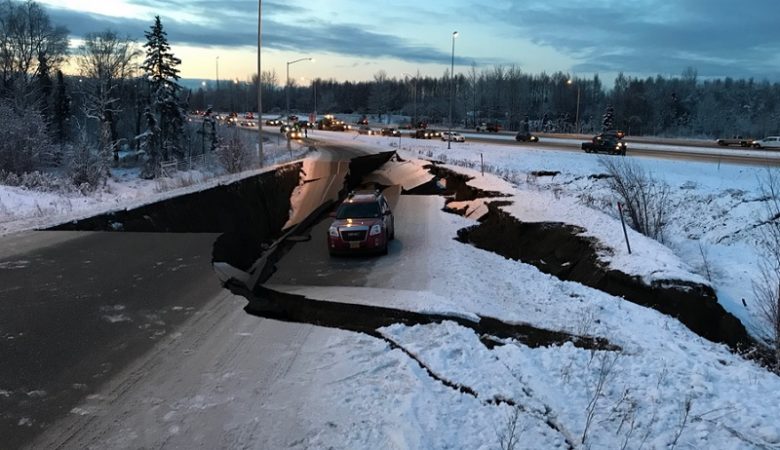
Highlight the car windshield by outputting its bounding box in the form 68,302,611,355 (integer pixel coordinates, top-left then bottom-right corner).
335,202,381,219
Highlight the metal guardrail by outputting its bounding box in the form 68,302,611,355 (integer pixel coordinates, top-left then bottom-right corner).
159,153,213,176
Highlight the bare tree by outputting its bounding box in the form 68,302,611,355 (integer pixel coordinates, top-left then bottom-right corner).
498,405,523,450
216,133,248,174
0,97,54,173
600,157,671,242
581,352,620,445
76,29,140,162
753,169,780,372
0,0,68,96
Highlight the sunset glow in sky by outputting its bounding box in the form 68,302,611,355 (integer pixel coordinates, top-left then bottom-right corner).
40,0,780,86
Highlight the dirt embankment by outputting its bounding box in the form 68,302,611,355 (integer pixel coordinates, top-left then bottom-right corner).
429,166,752,350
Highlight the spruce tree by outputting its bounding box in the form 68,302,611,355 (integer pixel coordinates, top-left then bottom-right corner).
140,106,162,179
602,105,615,132
140,15,187,168
142,16,181,94
52,70,70,145
35,53,52,121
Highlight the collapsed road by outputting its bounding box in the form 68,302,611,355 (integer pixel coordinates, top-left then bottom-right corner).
2,141,762,449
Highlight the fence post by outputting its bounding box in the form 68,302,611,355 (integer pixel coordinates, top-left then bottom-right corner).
617,202,632,254
481,153,484,176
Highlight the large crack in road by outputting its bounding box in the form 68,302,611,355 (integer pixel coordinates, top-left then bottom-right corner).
16,147,767,448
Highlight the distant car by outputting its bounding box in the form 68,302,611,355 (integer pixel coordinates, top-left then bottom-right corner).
357,126,376,135
380,128,400,137
441,131,465,142
287,114,299,122
287,129,303,139
266,119,282,126
412,129,433,139
581,132,626,155
515,132,539,142
476,123,501,132
355,117,368,125
752,136,780,149
297,120,314,129
327,190,395,256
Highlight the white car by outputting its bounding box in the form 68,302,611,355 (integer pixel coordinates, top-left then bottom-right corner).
441,131,465,142
752,136,780,149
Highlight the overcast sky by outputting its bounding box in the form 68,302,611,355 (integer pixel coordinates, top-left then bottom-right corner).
39,0,780,87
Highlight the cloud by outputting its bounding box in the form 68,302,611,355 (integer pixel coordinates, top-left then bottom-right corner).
46,3,490,66
484,0,780,79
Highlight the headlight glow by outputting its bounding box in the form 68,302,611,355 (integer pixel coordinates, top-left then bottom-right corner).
369,224,382,236
329,226,339,237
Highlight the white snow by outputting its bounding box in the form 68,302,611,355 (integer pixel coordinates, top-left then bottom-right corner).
12,130,780,449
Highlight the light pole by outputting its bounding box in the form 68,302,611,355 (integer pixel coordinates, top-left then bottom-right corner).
448,31,458,149
286,58,313,123
403,72,417,128
257,0,263,166
567,78,581,134
285,57,313,151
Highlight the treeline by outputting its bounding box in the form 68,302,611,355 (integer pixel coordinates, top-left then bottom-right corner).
0,0,191,188
193,66,780,138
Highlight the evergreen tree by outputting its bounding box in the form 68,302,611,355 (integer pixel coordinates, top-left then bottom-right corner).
140,16,187,169
35,53,53,121
52,70,70,144
142,16,181,93
602,105,615,131
139,106,161,179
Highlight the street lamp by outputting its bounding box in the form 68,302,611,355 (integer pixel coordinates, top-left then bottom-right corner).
567,78,581,134
403,72,417,128
286,57,314,123
448,31,459,149
285,57,313,151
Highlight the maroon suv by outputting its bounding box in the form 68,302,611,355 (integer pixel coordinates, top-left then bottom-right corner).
327,191,395,256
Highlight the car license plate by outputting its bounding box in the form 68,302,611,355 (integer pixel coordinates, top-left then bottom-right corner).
349,242,360,249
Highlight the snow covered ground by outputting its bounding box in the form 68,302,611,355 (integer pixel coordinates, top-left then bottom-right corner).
7,131,780,449
0,139,310,236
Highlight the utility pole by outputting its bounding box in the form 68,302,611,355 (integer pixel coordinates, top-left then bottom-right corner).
257,0,263,166
448,31,459,150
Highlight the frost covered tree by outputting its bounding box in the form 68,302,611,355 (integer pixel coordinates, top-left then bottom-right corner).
140,15,187,169
0,98,54,174
67,126,108,192
602,104,615,132
139,106,161,178
77,30,140,162
754,170,780,372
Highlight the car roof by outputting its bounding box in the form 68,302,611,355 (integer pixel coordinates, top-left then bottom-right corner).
344,191,383,203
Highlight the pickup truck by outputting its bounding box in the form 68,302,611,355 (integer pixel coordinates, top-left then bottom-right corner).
581,133,627,155
716,136,753,147
475,123,501,132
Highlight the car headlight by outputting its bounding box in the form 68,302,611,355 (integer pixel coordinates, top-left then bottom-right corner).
369,224,382,236
329,226,339,237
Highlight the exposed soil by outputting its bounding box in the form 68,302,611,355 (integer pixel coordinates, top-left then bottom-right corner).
228,283,619,353
429,165,753,351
